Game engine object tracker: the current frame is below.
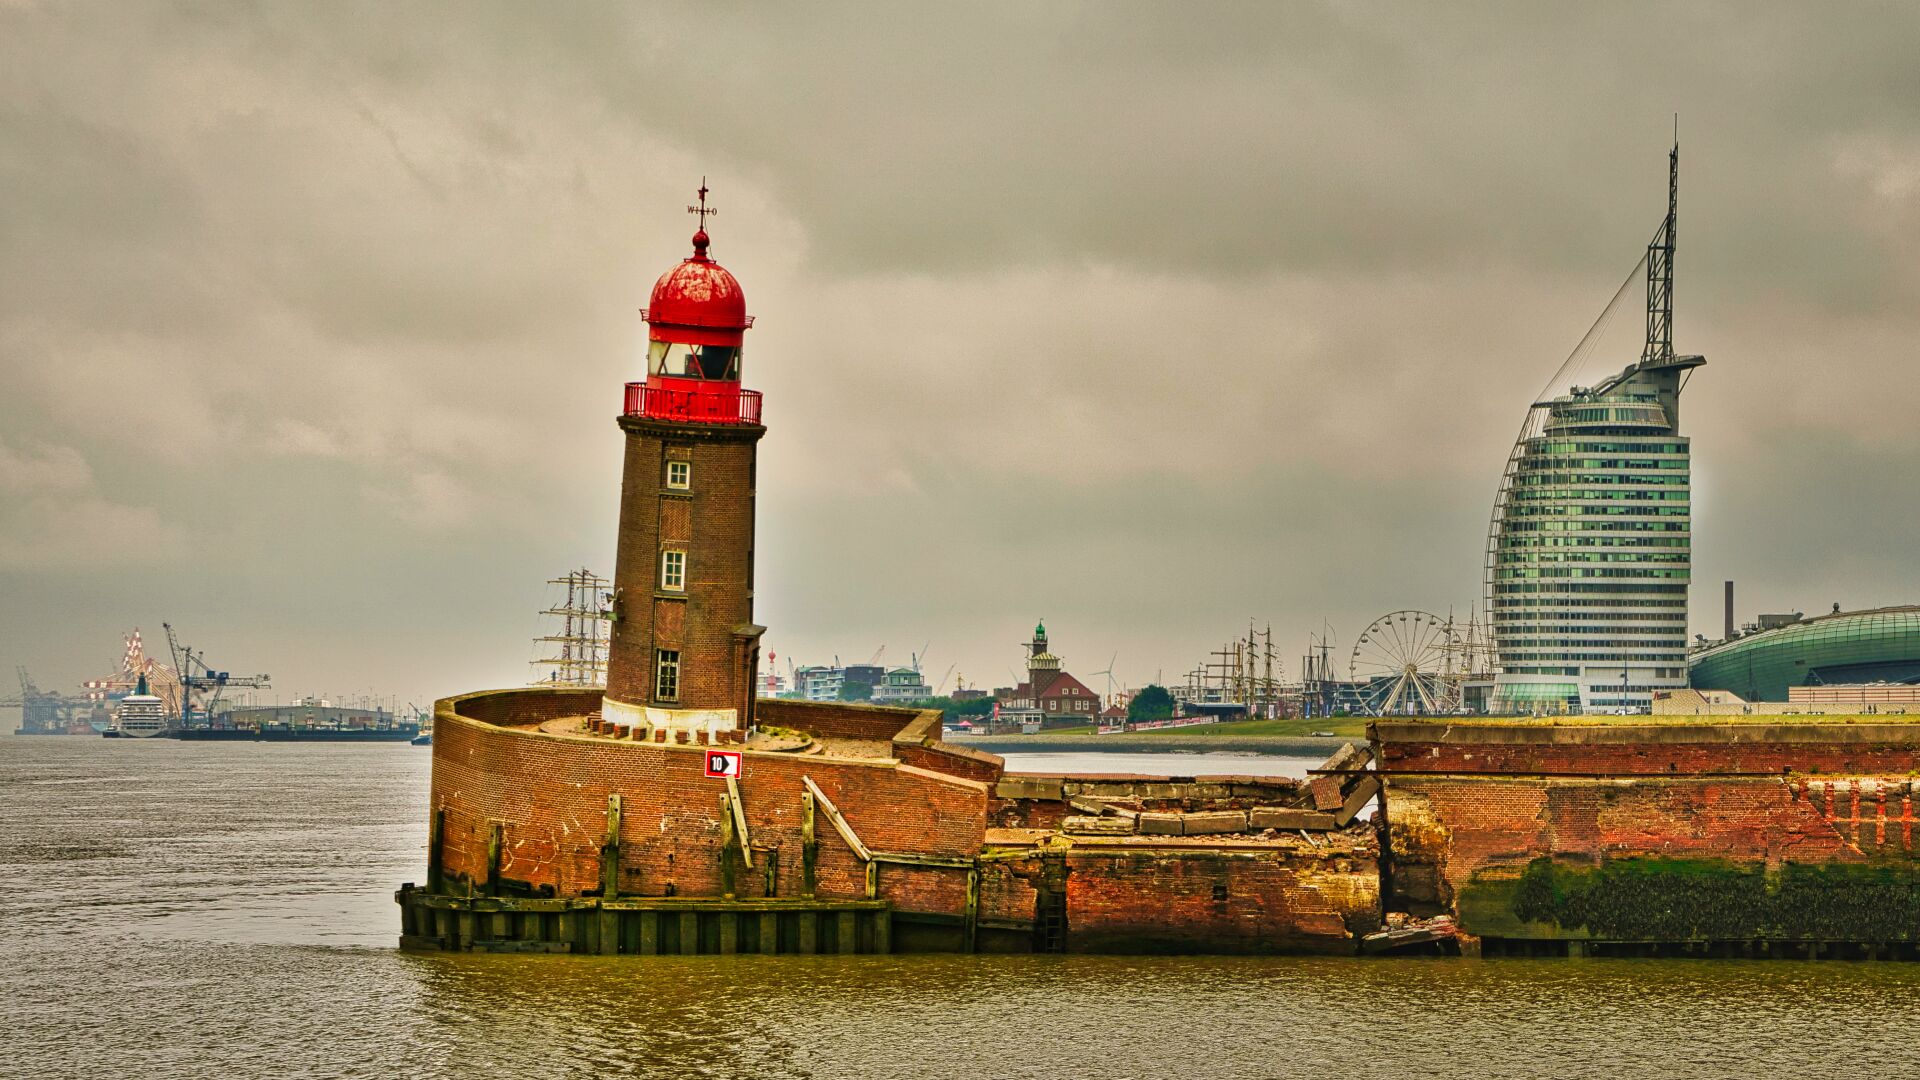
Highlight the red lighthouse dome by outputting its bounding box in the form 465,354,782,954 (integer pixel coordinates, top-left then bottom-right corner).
645,228,751,348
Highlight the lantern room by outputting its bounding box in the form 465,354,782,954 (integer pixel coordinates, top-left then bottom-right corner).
626,185,761,426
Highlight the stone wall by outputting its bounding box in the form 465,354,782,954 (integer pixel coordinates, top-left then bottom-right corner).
1376,718,1920,944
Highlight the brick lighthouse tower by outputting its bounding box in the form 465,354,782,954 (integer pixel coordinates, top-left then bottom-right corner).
602,183,765,739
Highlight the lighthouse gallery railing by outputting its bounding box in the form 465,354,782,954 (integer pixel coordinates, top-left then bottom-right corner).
624,381,762,425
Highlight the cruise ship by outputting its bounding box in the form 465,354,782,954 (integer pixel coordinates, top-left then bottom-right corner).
104,674,168,738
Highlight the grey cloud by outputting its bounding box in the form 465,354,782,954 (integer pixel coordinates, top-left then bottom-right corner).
2,1,1917,706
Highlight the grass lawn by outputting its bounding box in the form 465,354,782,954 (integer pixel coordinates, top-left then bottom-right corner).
1136,716,1369,739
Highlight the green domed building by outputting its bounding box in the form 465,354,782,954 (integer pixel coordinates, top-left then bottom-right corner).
1687,606,1920,702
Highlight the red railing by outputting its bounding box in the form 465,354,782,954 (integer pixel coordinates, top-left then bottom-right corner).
623,381,762,425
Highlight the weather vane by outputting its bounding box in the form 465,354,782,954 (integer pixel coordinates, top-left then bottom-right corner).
688,177,717,229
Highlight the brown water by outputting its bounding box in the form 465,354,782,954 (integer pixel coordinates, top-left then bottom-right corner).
7,738,1920,1079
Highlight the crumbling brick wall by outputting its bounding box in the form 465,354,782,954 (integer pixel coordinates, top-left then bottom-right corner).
1377,721,1920,776
432,689,988,914
755,698,918,741
1062,850,1378,954
1376,720,1920,939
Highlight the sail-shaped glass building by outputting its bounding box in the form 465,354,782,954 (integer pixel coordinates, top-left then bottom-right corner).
1487,146,1705,715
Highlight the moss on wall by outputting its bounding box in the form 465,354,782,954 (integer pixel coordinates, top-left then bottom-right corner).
1488,856,1920,942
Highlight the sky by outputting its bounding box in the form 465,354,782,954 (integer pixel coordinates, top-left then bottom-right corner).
3,2,1918,718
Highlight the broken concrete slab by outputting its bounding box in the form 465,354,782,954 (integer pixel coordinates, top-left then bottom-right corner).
1062,815,1135,836
1249,807,1339,831
1137,812,1185,836
1334,775,1383,828
1313,741,1373,774
1067,795,1114,816
995,778,1066,801
1180,811,1249,835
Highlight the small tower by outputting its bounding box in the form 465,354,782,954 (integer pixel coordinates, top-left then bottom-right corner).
602,183,766,739
1027,620,1063,697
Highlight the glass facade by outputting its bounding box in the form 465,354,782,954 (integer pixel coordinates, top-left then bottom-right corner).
1489,357,1703,714
1688,607,1920,702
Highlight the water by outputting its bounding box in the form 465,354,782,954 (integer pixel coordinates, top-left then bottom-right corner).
7,738,1920,1079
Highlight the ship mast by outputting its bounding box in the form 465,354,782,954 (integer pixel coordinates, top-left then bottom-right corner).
532,568,612,687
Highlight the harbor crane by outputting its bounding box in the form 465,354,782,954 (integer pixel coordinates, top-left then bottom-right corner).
161,623,271,727
3,668,99,734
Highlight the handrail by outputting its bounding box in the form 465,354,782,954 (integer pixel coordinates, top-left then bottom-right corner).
623,382,762,425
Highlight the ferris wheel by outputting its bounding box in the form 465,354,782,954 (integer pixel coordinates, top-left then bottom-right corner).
1348,610,1465,716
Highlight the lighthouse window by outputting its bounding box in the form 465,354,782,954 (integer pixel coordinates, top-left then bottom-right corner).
647,341,740,380
661,550,686,591
666,461,690,489
649,340,690,376
655,650,680,702
698,345,740,380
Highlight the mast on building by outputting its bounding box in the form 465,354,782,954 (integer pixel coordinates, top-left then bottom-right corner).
1643,140,1678,364
532,568,612,686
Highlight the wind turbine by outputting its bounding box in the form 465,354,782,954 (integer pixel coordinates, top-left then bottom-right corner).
1089,652,1119,706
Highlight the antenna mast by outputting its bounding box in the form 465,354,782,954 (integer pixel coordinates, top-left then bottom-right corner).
1642,137,1678,363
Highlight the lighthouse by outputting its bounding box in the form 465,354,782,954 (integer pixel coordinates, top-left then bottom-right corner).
602,183,766,739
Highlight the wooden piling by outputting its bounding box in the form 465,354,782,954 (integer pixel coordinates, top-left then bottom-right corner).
596,907,619,955
427,808,446,894
726,776,753,867
865,860,878,900
801,791,819,897
601,794,623,899
802,775,872,861
403,892,890,957
486,822,502,897
719,793,738,897
964,866,981,953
